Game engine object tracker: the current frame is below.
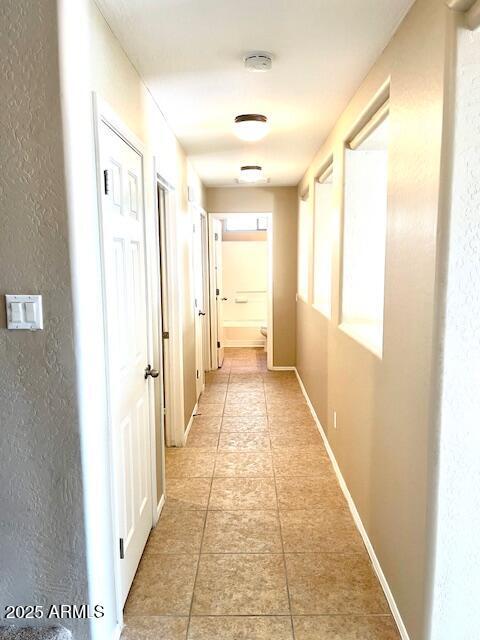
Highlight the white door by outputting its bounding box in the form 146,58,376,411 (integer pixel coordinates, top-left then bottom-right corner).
99,121,153,606
213,219,225,367
193,209,205,397
157,185,170,440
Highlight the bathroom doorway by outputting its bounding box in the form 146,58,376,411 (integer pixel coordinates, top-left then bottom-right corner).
208,213,273,370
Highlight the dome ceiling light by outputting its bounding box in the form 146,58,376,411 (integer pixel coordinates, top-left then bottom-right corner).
238,165,266,184
233,114,269,142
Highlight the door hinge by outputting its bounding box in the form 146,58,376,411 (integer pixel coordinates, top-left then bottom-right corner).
196,369,199,379
119,538,124,560
163,407,167,416
214,232,219,241
216,288,220,296
103,169,110,195
217,341,221,348
193,223,196,233
162,331,169,339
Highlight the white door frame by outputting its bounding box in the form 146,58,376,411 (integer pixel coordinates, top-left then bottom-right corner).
199,210,211,371
207,212,274,369
153,162,185,447
92,94,158,624
191,202,208,392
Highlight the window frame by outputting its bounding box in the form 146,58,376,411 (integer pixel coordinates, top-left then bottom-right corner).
339,99,390,359
312,162,334,319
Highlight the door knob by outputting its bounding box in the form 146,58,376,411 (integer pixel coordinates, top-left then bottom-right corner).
198,311,206,316
144,364,160,379
221,297,228,301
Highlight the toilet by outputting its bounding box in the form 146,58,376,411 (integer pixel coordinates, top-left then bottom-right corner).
260,325,267,351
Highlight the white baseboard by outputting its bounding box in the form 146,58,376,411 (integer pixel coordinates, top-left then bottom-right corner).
155,493,165,524
268,365,296,371
111,623,123,640
183,401,198,444
294,368,410,640
224,339,265,347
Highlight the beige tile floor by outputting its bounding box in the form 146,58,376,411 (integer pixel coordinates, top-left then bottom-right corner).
122,348,400,640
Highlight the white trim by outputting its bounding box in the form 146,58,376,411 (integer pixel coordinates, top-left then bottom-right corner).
266,213,274,370
224,339,265,347
183,402,199,443
294,367,410,640
348,100,390,150
111,623,123,640
92,93,154,625
208,212,273,370
269,365,296,371
208,217,220,370
199,209,211,370
155,493,165,524
154,165,185,447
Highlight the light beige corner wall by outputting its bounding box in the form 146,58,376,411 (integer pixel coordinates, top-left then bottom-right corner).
88,3,205,430
296,0,455,637
206,187,297,367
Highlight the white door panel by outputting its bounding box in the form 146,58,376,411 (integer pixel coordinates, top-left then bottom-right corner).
100,122,152,606
193,209,205,397
213,219,225,367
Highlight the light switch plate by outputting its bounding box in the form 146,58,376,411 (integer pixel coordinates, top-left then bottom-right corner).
5,294,43,331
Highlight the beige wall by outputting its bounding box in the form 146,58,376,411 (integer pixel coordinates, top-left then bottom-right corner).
296,0,455,637
207,187,297,366
87,3,205,482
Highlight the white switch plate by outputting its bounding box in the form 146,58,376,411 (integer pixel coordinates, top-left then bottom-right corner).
5,294,43,331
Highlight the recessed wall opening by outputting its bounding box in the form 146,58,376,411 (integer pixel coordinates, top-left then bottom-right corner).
313,163,334,318
208,212,273,368
340,101,389,357
297,190,311,303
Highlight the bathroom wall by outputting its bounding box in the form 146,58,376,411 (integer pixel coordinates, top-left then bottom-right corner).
222,239,268,347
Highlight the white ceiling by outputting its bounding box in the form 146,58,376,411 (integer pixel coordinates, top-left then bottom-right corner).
96,0,414,187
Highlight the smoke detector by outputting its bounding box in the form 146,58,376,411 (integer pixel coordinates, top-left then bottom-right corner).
244,51,273,72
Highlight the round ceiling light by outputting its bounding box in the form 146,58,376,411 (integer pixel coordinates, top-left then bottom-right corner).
238,165,265,183
233,114,269,142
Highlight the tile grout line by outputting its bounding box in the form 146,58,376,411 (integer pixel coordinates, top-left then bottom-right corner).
264,374,297,640
184,368,227,638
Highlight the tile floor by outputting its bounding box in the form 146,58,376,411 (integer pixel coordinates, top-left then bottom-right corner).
122,348,400,640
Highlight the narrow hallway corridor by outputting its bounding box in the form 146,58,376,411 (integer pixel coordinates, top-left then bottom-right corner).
122,348,400,639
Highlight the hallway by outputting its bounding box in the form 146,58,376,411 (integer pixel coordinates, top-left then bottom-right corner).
122,348,400,639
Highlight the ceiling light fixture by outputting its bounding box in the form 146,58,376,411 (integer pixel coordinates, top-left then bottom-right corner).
238,165,265,184
233,114,269,142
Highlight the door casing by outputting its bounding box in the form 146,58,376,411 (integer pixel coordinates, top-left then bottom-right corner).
93,94,162,625
153,164,185,448
207,212,274,370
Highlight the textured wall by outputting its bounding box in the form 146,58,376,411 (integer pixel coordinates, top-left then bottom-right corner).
430,21,480,639
0,1,89,638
